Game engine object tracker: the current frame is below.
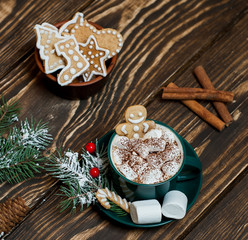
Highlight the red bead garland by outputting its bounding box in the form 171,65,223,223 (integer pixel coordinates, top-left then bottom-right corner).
89,167,100,178
85,142,96,154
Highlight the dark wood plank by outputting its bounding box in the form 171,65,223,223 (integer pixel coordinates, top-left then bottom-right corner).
184,172,248,240
0,0,95,79
2,0,248,239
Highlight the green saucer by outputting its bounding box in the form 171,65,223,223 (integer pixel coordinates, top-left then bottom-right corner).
97,130,202,228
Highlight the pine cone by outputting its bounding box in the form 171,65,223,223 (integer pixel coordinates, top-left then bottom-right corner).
0,196,29,234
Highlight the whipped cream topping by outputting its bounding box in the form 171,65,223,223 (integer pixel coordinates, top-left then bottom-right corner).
111,125,183,184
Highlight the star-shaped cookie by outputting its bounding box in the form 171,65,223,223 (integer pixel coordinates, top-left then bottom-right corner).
78,35,109,82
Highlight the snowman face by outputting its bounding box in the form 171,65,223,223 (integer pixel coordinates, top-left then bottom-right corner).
125,105,147,124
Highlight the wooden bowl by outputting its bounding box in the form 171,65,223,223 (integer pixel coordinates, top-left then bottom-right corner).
35,21,117,99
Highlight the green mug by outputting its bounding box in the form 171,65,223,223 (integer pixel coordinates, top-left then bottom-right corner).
108,120,201,201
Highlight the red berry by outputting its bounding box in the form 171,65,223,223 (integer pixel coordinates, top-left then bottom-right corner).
85,142,96,154
89,167,100,178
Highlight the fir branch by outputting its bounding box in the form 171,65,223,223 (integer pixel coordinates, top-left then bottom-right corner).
108,200,128,217
0,96,20,136
46,140,112,213
0,119,52,183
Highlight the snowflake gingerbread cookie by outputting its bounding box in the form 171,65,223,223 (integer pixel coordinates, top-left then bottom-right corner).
115,105,156,139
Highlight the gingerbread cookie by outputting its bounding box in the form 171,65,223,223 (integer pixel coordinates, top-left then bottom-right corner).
59,12,123,59
78,35,109,82
96,188,130,213
115,105,156,139
54,36,89,86
34,23,66,74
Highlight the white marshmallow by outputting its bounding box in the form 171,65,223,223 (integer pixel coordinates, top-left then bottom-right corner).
130,199,162,224
162,190,188,219
143,129,162,139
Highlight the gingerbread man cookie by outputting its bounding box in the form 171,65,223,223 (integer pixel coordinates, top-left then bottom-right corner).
115,105,156,139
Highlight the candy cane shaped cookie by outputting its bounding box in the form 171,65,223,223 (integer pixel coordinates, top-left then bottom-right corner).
34,24,66,74
54,36,89,86
96,188,130,213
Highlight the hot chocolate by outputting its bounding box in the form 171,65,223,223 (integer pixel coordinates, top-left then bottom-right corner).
110,124,183,184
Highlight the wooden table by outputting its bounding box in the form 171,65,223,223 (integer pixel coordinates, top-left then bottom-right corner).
1,0,247,239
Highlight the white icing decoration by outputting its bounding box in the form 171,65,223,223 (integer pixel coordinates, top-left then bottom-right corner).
130,114,134,118
64,29,69,33
95,54,99,57
78,35,109,82
128,117,144,124
133,133,139,139
102,30,105,34
138,112,143,116
113,31,116,35
71,29,75,33
54,36,89,86
85,23,89,27
58,12,84,35
107,30,111,34
143,122,149,133
34,24,65,74
73,55,79,61
68,50,73,55
133,125,139,132
77,62,83,68
94,64,98,68
47,40,51,44
88,51,92,55
121,125,127,134
90,60,94,64
119,43,123,47
70,41,74,46
93,29,96,33
90,26,93,30
60,45,64,49
98,189,107,196
89,45,93,49
65,44,70,48
75,25,78,29
70,68,76,74
98,67,101,71
64,75,69,80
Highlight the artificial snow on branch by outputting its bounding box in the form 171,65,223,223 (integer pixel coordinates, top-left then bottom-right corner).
0,96,53,183
46,141,112,213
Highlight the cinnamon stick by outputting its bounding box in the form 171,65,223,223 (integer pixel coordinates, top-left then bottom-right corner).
162,87,234,96
193,66,233,125
167,83,225,131
162,88,233,102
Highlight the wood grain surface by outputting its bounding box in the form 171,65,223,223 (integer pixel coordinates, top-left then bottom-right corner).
1,0,248,239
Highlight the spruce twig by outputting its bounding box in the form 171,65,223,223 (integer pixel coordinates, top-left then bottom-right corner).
46,141,112,213
0,119,53,183
0,96,20,136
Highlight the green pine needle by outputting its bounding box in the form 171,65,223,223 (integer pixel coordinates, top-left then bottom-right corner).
0,96,20,136
108,199,128,217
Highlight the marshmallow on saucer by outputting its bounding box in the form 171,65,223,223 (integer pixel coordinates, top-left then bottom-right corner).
130,199,162,224
161,190,188,219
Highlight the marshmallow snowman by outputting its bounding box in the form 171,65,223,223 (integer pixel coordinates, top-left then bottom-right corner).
115,105,156,139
